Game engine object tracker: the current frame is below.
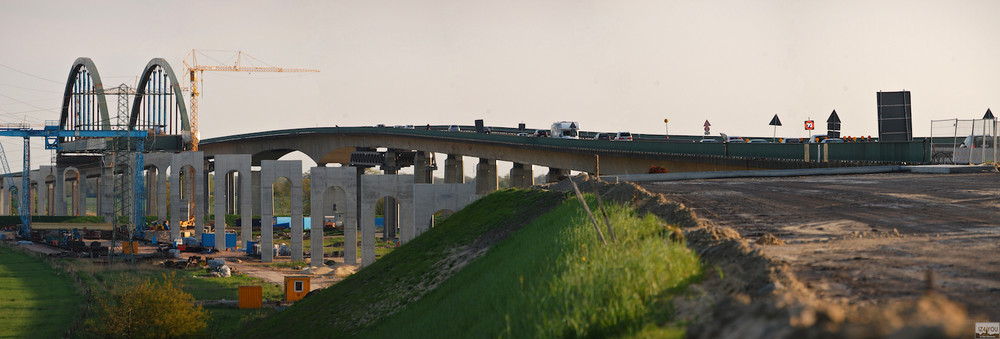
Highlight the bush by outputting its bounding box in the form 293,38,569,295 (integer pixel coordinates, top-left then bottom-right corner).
92,272,208,337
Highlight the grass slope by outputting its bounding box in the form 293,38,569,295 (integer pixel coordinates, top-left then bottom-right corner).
0,245,86,338
243,189,702,338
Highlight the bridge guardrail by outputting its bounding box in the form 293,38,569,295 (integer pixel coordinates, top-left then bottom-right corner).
201,126,932,164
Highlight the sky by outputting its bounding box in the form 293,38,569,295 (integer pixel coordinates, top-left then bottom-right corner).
1,0,998,173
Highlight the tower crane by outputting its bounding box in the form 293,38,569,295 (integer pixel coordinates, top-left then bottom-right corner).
182,50,319,150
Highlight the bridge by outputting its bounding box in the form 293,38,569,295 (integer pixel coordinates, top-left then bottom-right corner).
0,56,960,268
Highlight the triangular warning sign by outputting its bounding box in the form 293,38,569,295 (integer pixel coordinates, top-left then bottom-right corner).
984,108,995,120
827,110,841,123
569,122,577,129
769,114,782,126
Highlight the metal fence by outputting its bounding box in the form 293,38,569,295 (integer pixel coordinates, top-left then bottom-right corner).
930,118,998,164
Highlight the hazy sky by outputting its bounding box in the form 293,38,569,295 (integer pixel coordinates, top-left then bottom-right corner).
1,0,998,172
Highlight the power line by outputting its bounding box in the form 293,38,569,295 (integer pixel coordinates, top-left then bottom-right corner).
0,63,62,84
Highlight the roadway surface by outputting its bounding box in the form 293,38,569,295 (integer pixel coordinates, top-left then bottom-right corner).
638,172,1000,319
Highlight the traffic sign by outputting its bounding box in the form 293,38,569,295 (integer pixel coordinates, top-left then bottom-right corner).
804,120,815,130
768,114,782,126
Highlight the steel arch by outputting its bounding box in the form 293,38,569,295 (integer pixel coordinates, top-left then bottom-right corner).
129,58,190,134
59,57,111,131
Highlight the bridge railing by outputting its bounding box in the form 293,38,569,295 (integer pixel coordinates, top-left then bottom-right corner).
201,126,933,164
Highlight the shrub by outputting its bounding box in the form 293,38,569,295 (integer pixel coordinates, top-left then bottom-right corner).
92,272,207,337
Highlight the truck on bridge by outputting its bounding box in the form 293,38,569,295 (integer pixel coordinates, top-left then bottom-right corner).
550,121,580,139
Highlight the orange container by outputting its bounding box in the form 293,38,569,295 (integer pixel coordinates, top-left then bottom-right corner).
122,241,139,254
238,286,263,309
284,276,310,302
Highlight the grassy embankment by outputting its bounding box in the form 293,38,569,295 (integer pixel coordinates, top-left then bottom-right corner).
243,189,703,338
0,245,86,338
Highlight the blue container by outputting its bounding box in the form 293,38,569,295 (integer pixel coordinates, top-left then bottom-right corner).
202,233,215,248
225,233,237,249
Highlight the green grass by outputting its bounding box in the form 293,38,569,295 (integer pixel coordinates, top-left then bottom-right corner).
61,262,283,338
0,245,86,338
242,189,702,338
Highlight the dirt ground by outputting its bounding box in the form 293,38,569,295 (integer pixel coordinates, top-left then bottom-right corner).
638,172,1000,320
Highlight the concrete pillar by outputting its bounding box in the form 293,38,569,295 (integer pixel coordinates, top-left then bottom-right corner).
53,168,66,216
546,168,570,183
251,170,261,216
444,154,464,183
348,166,362,265
510,163,534,188
260,160,303,262
213,155,252,250
100,158,114,223
226,172,237,214
382,166,398,241
475,158,498,195
413,151,433,184
309,167,359,267
145,168,155,216
169,152,205,242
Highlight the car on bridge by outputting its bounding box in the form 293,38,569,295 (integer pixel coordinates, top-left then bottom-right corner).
748,139,769,143
613,132,633,141
448,125,461,132
534,129,550,137
594,133,611,141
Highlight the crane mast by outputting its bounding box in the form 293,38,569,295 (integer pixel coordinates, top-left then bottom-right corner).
182,50,319,151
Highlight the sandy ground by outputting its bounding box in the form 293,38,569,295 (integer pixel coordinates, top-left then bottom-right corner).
638,172,1000,320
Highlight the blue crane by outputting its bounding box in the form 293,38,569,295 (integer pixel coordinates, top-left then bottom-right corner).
0,121,147,238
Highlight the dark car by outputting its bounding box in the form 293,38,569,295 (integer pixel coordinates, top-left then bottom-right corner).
594,133,611,141
534,129,550,137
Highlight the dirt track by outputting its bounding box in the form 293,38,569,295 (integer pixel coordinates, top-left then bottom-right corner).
638,172,1000,320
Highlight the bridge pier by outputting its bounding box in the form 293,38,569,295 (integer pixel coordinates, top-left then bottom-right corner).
509,163,533,188
445,154,464,183
475,158,498,195
413,151,433,184
382,153,398,241
546,168,570,183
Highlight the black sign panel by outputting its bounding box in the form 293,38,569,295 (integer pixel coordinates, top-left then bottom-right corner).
877,91,912,142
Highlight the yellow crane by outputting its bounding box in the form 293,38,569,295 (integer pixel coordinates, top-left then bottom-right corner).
182,49,319,150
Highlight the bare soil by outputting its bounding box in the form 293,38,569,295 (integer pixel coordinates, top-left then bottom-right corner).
637,172,1000,320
